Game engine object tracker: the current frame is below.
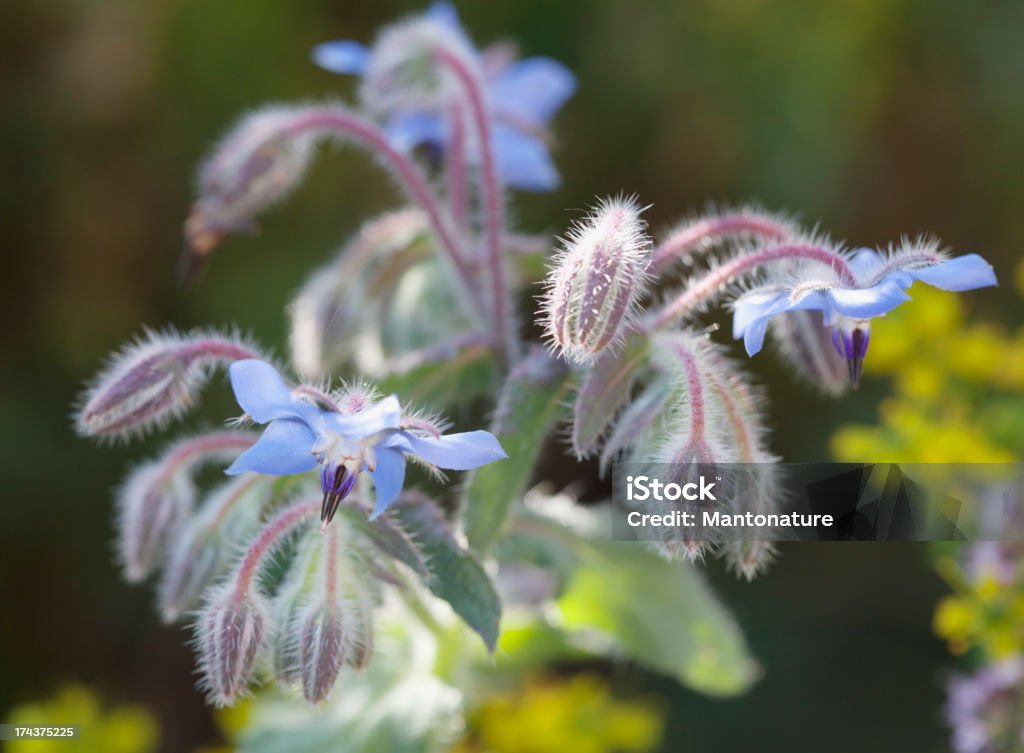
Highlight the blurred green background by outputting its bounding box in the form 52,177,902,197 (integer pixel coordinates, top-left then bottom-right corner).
2,1,1022,751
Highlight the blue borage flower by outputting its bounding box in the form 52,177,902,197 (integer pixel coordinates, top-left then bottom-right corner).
732,247,997,386
313,2,576,191
223,360,506,523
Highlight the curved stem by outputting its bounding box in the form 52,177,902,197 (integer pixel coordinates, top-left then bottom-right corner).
434,48,517,365
651,212,791,274
292,385,340,412
281,108,481,317
666,338,710,463
179,338,260,364
158,431,257,483
446,101,469,232
648,243,857,330
233,499,318,603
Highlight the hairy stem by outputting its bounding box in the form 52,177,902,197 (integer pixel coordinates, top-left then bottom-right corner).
434,48,517,365
651,212,792,274
158,431,257,483
446,101,469,233
233,499,318,604
281,108,482,317
649,242,857,329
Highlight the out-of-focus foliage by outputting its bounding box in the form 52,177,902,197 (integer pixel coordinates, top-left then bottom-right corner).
450,674,664,753
2,685,158,753
831,262,1024,464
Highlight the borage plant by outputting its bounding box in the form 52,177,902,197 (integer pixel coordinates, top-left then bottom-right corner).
77,3,997,750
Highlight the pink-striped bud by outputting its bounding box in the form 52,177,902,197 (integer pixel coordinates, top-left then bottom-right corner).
184,107,316,277
196,583,269,707
544,197,651,364
116,463,193,583
299,604,347,704
76,329,259,441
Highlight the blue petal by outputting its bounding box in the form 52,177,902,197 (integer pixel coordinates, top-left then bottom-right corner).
824,278,913,318
312,41,369,75
906,254,998,292
369,447,406,519
427,1,461,29
225,419,318,476
847,247,883,279
229,360,321,426
398,430,507,470
385,111,447,153
325,394,402,441
491,57,576,124
732,289,787,341
492,124,560,191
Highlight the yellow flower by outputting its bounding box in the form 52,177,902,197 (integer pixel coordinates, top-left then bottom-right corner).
3,685,158,753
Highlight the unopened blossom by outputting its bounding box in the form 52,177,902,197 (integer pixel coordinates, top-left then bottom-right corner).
224,360,506,522
732,246,997,387
313,2,576,191
544,197,652,364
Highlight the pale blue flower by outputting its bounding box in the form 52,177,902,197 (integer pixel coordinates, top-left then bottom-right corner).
732,248,997,386
313,2,576,191
224,360,506,522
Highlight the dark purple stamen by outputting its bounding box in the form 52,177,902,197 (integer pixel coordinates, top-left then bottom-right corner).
320,466,357,526
831,325,870,389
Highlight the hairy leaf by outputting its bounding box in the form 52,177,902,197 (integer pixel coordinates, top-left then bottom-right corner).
461,349,571,552
392,494,501,652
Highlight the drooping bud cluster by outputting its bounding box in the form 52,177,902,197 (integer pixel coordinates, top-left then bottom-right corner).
544,197,652,364
75,328,260,440
184,107,319,276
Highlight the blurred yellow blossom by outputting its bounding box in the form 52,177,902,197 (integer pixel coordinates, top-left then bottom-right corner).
450,674,664,753
2,685,157,753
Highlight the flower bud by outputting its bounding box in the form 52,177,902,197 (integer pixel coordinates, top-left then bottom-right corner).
769,310,848,395
299,603,347,704
184,107,317,276
76,329,258,441
195,582,269,706
116,462,193,582
544,197,651,364
359,15,475,119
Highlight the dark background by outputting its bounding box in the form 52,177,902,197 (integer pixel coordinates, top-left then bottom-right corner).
3,1,1022,751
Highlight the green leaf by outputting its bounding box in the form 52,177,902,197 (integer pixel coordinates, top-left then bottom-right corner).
391,494,501,652
558,540,760,696
572,330,649,457
461,349,571,553
337,499,429,578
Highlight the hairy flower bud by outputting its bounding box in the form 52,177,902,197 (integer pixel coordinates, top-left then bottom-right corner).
196,582,269,707
770,310,848,396
184,107,317,277
117,462,193,583
359,15,476,118
544,197,651,364
76,329,259,441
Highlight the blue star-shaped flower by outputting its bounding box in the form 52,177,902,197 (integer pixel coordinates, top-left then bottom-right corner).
224,360,506,522
312,2,576,191
732,248,997,386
